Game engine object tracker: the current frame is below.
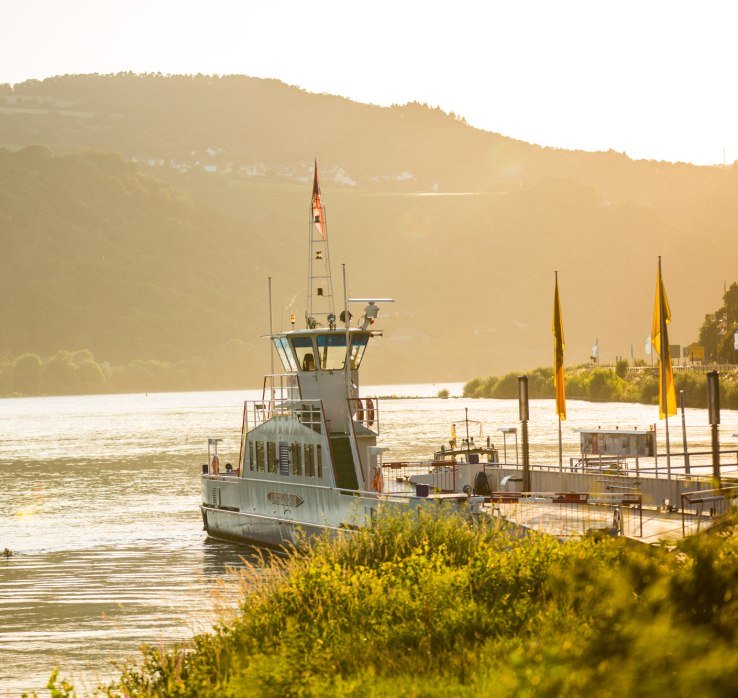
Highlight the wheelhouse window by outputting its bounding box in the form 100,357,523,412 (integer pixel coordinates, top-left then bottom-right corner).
273,337,298,372
316,444,323,478
316,334,346,370
350,333,370,369
291,336,316,371
248,442,254,471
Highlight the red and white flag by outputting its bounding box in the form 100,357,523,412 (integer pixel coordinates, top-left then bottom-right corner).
312,160,326,240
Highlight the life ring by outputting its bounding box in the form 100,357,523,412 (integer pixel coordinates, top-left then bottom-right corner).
366,398,375,427
372,464,383,493
356,399,365,423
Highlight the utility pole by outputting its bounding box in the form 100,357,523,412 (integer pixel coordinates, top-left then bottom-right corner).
518,376,530,492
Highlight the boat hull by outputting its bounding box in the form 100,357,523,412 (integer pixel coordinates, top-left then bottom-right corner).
201,504,344,549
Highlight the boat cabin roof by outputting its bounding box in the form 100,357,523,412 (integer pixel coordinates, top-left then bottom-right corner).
269,328,379,373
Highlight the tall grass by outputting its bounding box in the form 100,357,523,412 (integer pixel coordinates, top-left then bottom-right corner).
96,507,738,697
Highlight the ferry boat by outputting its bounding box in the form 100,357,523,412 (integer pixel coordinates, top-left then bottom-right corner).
200,164,480,548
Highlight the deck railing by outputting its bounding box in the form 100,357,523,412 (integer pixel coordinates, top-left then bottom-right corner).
487,491,643,538
348,397,381,433
567,449,738,478
381,460,465,494
243,397,327,434
681,485,738,536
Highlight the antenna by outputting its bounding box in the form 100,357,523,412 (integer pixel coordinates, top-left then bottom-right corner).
348,298,395,330
268,277,275,403
343,264,351,404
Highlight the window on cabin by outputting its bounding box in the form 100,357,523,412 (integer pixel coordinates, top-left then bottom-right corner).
267,442,277,473
316,334,346,370
291,442,302,476
248,441,254,471
273,339,291,372
255,441,265,472
278,337,299,371
305,443,315,476
316,444,323,478
291,336,316,371
350,333,370,369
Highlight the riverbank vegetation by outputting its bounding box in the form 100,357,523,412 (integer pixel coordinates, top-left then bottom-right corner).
0,343,259,397
78,507,738,696
463,365,738,410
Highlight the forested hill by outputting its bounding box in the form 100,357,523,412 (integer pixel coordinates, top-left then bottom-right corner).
0,73,731,204
0,146,270,370
1,74,738,393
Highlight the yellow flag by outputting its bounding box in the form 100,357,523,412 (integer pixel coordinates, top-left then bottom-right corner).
450,423,457,448
552,274,566,420
651,263,677,418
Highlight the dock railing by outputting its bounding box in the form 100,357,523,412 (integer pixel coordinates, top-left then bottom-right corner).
487,491,643,539
568,449,738,479
381,460,461,493
681,485,738,537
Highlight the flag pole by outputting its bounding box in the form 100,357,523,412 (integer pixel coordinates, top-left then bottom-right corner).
558,413,563,481
554,271,564,487
659,256,672,479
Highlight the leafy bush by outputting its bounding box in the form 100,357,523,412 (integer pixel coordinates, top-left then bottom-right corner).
101,508,738,697
615,357,629,378
463,366,738,410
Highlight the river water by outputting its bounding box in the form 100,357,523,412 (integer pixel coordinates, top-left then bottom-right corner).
1,386,737,695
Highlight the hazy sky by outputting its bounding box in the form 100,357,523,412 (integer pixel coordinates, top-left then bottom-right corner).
2,0,737,165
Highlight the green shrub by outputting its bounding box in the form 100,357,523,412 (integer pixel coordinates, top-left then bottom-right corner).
101,509,738,697
615,357,629,378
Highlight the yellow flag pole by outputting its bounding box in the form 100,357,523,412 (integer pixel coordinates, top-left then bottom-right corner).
553,271,565,485
658,257,672,479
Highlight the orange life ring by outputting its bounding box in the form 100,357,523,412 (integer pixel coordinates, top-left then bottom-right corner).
366,398,375,427
356,399,365,423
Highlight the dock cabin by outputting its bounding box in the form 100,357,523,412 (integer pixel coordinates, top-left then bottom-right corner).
575,428,655,472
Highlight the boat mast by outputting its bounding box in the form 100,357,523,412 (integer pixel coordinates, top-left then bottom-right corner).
306,161,336,329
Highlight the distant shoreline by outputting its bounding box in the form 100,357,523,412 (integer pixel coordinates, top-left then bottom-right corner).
463,365,738,410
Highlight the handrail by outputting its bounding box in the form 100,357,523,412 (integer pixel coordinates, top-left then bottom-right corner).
261,372,301,402
243,397,326,433
681,485,738,535
486,490,643,538
347,397,380,433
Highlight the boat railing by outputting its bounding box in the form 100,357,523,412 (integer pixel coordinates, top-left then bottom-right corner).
486,491,643,539
243,397,328,434
348,397,380,433
381,460,462,494
681,485,738,536
262,373,301,402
